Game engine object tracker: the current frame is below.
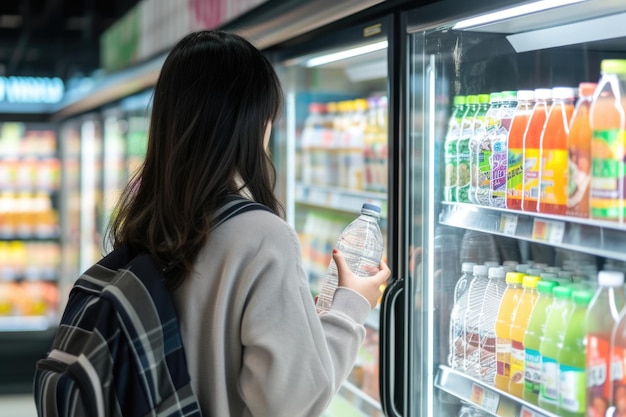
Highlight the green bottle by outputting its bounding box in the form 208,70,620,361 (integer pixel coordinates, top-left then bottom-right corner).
558,289,593,416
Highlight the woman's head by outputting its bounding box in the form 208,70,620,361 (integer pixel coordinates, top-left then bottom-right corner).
108,30,284,288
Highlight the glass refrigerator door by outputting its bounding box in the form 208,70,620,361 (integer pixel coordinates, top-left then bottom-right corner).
272,16,391,417
405,0,626,416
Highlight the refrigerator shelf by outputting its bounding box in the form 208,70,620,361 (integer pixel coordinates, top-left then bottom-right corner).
439,202,626,262
435,365,560,417
0,316,53,332
295,182,386,216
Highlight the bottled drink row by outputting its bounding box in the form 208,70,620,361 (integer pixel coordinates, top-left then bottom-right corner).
299,96,388,193
0,191,60,239
444,59,626,223
449,257,626,417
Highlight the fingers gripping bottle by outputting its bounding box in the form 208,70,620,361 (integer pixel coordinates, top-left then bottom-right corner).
586,270,626,417
316,203,384,313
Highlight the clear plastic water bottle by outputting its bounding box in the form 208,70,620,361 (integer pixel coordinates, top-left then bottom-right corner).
449,262,477,369
463,264,490,374
316,203,384,313
477,266,508,383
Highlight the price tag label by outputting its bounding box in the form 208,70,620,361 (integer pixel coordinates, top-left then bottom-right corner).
499,214,518,235
520,405,548,417
532,218,565,244
470,384,500,414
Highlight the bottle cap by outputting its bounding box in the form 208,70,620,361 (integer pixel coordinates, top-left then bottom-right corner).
467,95,479,104
478,94,490,103
601,59,626,75
454,95,467,105
361,203,382,216
462,262,476,273
489,91,502,102
578,82,597,97
553,285,573,300
537,280,559,294
515,263,530,273
552,86,577,100
522,275,541,289
572,289,594,306
473,264,489,276
505,272,524,284
598,270,625,287
501,90,517,100
540,272,558,280
534,88,552,100
516,90,534,101
489,266,506,279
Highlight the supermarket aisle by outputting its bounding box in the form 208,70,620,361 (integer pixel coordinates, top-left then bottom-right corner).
0,394,36,417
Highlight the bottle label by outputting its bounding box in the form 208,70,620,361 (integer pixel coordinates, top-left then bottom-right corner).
590,129,626,220
477,143,492,204
523,148,541,202
490,134,507,206
510,340,525,385
540,355,559,405
540,149,568,206
507,147,524,201
456,136,471,203
444,136,459,202
567,149,591,216
559,364,585,413
610,346,626,417
496,337,511,377
587,334,611,415
524,348,542,395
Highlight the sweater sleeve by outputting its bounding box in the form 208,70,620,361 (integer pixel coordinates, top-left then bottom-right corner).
237,216,371,417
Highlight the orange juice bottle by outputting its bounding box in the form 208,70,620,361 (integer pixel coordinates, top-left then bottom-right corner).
589,59,626,223
522,89,552,212
506,90,534,210
538,87,576,215
567,82,597,218
509,275,541,397
494,271,525,391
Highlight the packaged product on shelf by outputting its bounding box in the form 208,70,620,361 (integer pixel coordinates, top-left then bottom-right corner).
476,92,502,206
456,95,479,203
539,285,575,413
558,289,592,417
538,87,576,215
476,266,507,383
494,271,524,391
489,90,517,208
363,95,388,193
523,280,559,405
589,59,626,223
567,82,596,218
522,88,552,212
508,275,540,397
444,95,467,202
449,262,477,369
469,94,491,204
586,270,626,417
506,90,534,210
463,264,489,376
301,102,327,185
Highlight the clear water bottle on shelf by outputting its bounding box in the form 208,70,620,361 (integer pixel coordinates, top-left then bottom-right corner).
316,203,384,313
449,262,477,369
464,264,490,375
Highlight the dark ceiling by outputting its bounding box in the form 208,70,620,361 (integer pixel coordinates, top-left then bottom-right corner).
0,0,142,81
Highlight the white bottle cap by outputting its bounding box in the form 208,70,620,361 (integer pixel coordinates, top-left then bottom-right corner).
516,90,534,100
473,264,489,276
534,88,552,100
551,86,576,100
598,270,625,287
462,262,476,273
489,266,506,279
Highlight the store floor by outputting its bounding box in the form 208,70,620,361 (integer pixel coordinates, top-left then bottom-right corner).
0,394,36,417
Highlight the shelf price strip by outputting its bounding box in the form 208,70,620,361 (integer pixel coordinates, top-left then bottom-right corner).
499,214,519,235
531,218,565,244
470,383,500,414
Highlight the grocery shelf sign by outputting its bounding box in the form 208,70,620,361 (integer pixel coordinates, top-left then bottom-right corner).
0,76,64,104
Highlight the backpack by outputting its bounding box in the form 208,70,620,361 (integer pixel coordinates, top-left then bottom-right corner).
33,195,269,417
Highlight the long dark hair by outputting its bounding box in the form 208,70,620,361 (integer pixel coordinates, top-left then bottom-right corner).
107,30,284,289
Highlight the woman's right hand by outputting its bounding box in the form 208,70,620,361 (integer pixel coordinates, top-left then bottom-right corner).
333,248,391,309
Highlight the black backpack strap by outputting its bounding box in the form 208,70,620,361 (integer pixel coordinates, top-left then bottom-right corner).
212,194,272,230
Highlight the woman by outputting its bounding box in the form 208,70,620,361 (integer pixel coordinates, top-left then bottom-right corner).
107,30,390,417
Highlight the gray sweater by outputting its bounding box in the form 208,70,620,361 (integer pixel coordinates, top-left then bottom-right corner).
172,207,371,417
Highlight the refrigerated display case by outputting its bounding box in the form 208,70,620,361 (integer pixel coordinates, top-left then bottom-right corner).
399,0,626,416
270,15,394,417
